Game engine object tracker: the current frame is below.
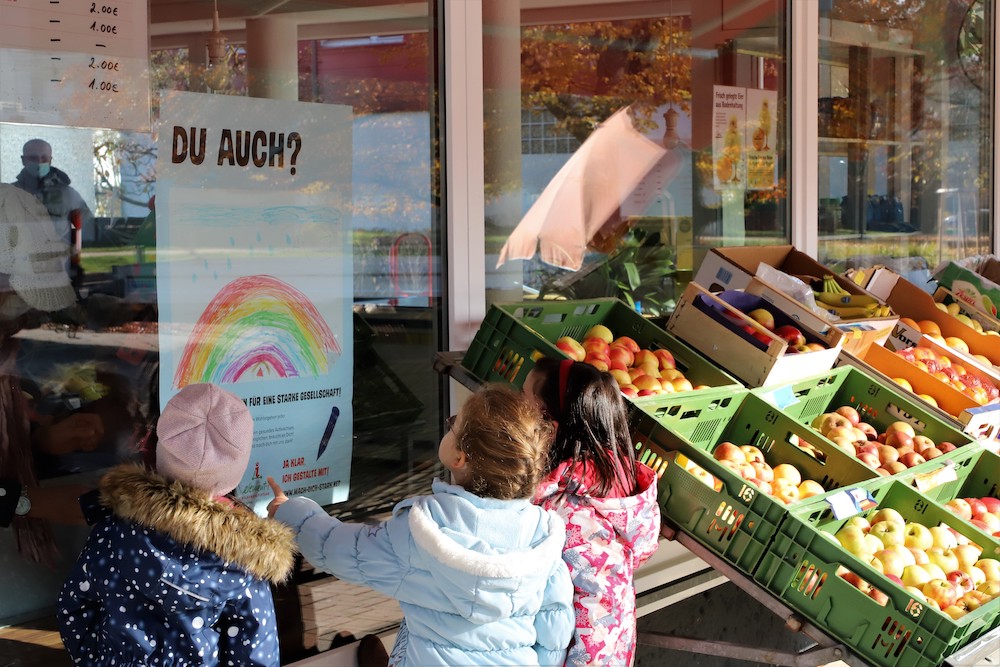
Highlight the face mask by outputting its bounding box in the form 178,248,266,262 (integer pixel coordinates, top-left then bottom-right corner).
35,163,51,178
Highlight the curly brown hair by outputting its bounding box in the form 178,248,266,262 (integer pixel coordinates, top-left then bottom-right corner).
454,384,554,500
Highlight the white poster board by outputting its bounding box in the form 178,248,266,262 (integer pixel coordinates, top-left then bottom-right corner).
712,85,746,191
157,91,354,511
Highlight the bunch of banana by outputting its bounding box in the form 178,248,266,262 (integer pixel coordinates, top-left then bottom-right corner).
813,275,892,319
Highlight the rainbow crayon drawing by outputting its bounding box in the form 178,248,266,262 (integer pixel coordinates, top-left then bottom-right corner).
173,275,340,388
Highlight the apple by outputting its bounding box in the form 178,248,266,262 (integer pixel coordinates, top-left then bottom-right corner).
660,368,684,382
872,549,908,577
713,442,746,463
671,377,694,393
908,547,930,565
608,346,635,368
945,499,973,520
868,586,889,606
869,508,905,527
924,563,947,581
885,461,908,475
926,547,960,574
584,324,614,344
901,564,932,588
608,369,632,387
975,558,1000,582
750,461,774,483
844,516,871,533
961,590,991,611
555,336,586,361
652,349,676,370
911,435,935,453
876,445,899,466
797,479,825,499
885,421,916,439
884,544,916,568
773,479,801,504
885,574,904,587
904,585,926,601
870,521,906,548
966,566,987,587
885,430,914,450
974,512,1000,533
773,324,805,346
771,463,802,486
619,385,639,398
921,447,943,461
903,522,934,551
739,445,765,464
858,452,882,469
632,375,662,393
943,603,969,620
864,533,886,555
583,353,610,371
582,337,611,357
946,570,975,594
952,544,982,571
835,525,871,557
929,526,958,550
840,571,872,594
834,405,861,426
898,452,926,468
611,336,640,354
747,308,775,331
979,581,1000,598
965,498,988,518
922,579,959,610
979,497,1000,515
858,422,878,440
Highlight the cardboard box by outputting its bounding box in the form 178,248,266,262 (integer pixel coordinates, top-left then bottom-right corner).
694,245,897,354
835,345,1000,443
865,267,1000,370
932,286,1000,335
932,258,1000,318
666,280,843,387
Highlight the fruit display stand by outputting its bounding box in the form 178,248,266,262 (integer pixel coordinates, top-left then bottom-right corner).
836,343,1000,443
751,365,978,479
864,267,1000,368
692,244,898,355
753,478,1000,667
460,298,746,448
666,281,844,387
631,392,883,579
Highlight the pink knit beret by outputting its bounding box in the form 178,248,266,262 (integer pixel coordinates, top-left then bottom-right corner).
156,383,254,497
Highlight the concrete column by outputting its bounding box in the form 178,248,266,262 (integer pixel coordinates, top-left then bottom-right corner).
245,17,299,100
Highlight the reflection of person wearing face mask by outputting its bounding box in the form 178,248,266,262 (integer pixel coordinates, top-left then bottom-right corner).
13,139,92,292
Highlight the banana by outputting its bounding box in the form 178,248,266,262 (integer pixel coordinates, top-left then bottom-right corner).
813,291,880,308
822,275,848,294
821,305,877,319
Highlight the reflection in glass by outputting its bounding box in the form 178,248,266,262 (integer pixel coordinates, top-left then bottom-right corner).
816,0,993,280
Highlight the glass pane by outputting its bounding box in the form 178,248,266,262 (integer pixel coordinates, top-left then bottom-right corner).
485,1,789,315
817,0,993,279
0,0,442,625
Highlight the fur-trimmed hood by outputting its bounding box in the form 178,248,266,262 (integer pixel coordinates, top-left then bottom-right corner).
100,463,296,583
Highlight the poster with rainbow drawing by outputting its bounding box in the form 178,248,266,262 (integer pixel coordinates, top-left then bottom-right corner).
157,91,353,513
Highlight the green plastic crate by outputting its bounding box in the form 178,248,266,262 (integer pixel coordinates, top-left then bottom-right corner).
631,392,881,577
898,445,1000,559
752,365,976,478
754,478,1000,667
461,299,745,447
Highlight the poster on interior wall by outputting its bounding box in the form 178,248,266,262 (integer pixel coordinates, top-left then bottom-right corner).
0,0,150,131
156,91,354,513
746,88,777,191
712,85,746,191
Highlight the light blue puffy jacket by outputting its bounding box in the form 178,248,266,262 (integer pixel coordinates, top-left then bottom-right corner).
276,479,575,666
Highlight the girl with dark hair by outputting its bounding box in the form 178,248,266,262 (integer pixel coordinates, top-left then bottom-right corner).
523,357,661,667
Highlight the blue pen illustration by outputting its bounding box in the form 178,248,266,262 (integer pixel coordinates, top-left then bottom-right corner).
317,405,340,460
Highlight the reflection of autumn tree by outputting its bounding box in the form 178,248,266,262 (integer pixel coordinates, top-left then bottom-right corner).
520,18,691,143
93,133,156,217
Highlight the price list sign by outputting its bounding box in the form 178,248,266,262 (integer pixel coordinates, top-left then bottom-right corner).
0,0,150,131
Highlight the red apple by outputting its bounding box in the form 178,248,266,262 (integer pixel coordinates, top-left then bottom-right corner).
834,405,861,426
945,499,973,521
898,451,927,468
555,336,586,361
714,442,746,464
773,324,806,347
946,570,975,594
922,579,959,610
611,336,640,354
965,498,988,517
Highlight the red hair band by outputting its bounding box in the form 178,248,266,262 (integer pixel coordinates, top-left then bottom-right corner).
559,358,573,414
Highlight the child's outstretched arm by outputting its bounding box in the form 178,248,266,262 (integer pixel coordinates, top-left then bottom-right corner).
268,478,407,594
533,556,575,666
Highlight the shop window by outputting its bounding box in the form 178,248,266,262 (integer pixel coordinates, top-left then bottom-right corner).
486,2,789,316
